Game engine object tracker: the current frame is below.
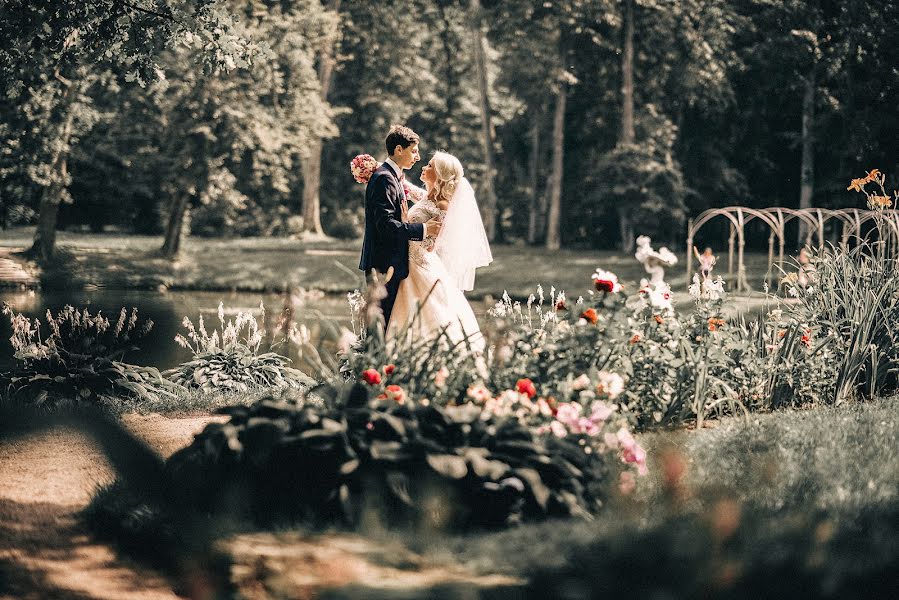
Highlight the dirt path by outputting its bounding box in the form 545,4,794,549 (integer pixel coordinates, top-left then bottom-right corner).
0,414,222,600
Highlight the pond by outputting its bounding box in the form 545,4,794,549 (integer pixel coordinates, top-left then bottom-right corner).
0,288,356,372
0,286,773,373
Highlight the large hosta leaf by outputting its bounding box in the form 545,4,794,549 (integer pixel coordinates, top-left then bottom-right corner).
426,454,468,479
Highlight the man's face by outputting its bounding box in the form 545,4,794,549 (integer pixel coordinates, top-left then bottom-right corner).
393,143,419,170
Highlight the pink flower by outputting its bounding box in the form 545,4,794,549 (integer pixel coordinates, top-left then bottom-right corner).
350,154,380,184
616,427,636,451
619,471,636,495
603,432,619,449
550,421,568,438
555,402,582,426
575,417,601,436
466,384,492,403
435,366,449,387
590,401,614,422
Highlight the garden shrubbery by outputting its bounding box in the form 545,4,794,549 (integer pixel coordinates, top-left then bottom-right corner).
0,305,179,408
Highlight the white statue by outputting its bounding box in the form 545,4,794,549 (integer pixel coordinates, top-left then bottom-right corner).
635,235,678,288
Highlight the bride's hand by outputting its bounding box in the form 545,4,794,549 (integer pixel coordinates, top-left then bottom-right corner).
424,216,442,239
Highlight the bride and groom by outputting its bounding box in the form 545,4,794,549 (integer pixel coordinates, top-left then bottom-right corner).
358,125,492,349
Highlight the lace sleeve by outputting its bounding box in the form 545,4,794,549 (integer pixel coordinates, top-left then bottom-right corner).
405,181,428,203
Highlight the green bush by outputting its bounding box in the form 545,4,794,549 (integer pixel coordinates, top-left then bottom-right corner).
164,302,315,393
0,304,179,407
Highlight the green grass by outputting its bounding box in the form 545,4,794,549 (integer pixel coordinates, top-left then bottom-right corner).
105,385,308,416
1,228,780,303
402,397,898,571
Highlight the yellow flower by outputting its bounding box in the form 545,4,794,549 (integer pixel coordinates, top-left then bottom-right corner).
868,195,892,210
847,177,867,192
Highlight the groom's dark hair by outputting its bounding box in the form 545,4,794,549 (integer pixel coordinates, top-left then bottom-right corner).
385,124,419,155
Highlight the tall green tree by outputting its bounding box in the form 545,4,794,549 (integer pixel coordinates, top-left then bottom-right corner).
0,0,263,261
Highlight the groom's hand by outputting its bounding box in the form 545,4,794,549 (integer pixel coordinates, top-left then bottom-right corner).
424,216,442,238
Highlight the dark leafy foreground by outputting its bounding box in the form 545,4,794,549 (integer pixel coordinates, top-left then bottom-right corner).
161,386,612,530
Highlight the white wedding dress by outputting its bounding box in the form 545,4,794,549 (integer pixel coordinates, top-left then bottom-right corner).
387,186,485,352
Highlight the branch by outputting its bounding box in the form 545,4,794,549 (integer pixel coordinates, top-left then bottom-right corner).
114,0,178,23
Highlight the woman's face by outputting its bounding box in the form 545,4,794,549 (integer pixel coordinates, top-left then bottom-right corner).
421,159,437,186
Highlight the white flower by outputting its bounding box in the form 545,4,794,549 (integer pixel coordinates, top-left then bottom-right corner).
689,273,725,301
337,327,357,354
597,370,625,399
592,268,624,293
571,374,591,391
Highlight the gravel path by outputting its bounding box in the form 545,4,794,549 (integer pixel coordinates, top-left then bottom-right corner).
0,414,221,600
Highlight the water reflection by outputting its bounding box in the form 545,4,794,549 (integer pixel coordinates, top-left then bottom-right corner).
0,288,352,372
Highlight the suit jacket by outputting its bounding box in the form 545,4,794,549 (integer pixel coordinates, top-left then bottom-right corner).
358,163,425,280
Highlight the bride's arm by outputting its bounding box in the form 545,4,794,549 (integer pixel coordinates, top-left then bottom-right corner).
405,181,427,203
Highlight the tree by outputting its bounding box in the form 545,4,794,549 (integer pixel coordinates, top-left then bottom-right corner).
0,0,263,262
298,0,341,236
469,0,499,241
153,0,336,256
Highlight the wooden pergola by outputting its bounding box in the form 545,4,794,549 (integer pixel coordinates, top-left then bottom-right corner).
686,207,899,291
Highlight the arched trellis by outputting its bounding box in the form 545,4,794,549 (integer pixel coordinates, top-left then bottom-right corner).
686,207,899,292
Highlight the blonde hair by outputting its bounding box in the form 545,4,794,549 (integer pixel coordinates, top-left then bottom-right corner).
429,151,464,205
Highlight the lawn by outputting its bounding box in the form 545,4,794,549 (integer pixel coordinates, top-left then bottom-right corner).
1,228,783,304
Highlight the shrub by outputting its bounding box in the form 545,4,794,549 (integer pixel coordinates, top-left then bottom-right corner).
163,384,620,530
0,305,179,407
164,302,315,393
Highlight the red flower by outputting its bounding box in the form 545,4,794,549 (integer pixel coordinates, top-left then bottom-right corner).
801,329,812,347
629,333,642,344
378,384,406,404
384,364,395,376
361,369,381,385
594,279,615,293
555,300,567,311
516,378,537,398
653,314,664,325
580,308,599,324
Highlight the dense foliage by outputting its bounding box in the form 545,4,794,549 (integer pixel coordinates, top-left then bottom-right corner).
164,303,315,392
2,1,897,253
0,305,178,407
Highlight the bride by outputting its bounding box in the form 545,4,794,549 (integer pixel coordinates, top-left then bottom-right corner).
386,151,492,350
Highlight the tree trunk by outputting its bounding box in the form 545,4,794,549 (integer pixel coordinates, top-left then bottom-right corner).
545,78,567,251
469,0,498,241
300,141,325,235
160,193,190,257
29,80,78,262
618,207,634,253
620,0,635,146
613,0,636,254
798,65,816,246
300,0,341,235
527,110,543,244
31,158,68,262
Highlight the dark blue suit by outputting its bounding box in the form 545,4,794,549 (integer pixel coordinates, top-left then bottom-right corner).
359,163,424,325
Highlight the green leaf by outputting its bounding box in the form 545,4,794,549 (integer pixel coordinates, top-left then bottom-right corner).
426,454,468,479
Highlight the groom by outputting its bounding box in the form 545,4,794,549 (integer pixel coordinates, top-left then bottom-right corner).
359,125,442,326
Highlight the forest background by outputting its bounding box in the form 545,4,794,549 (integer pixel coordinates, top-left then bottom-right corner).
1,0,897,262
